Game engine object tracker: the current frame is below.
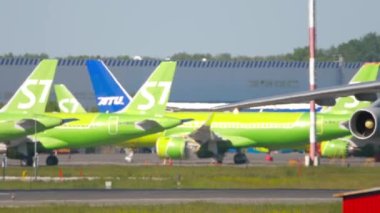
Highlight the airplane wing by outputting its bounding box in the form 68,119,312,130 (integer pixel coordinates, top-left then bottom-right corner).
188,113,220,144
185,114,257,154
212,81,380,111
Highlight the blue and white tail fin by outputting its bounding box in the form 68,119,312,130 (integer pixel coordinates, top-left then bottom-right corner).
86,60,132,113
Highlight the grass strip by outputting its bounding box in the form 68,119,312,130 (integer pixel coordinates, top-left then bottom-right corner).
0,165,378,190
0,202,341,213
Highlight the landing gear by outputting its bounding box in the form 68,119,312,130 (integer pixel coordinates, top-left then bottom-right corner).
21,156,33,167
233,153,248,164
1,154,7,168
124,148,134,163
46,155,59,166
1,154,7,180
162,158,173,165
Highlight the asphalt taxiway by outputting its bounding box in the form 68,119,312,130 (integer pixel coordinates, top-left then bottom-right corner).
4,152,375,167
0,189,344,206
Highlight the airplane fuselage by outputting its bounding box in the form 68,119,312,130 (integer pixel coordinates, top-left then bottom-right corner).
34,112,183,149
124,111,350,150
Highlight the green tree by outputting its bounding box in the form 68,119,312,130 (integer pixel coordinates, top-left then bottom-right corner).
337,33,380,61
214,53,232,61
1,32,380,62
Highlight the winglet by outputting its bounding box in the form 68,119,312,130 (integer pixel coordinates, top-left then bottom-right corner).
1,59,58,113
204,113,215,127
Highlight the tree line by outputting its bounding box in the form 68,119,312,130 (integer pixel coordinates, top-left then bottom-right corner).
1,32,380,62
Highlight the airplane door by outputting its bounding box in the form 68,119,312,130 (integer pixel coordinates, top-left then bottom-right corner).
108,116,119,135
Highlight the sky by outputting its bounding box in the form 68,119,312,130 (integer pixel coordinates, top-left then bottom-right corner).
0,0,379,58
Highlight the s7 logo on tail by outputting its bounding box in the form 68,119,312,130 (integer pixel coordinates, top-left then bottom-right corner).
18,79,52,110
137,81,172,111
58,98,80,113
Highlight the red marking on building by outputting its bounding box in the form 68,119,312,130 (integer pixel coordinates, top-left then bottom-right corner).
334,187,380,213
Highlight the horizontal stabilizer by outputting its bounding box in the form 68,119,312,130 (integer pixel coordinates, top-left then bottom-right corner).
16,117,77,131
135,120,162,131
180,119,194,124
16,119,42,130
61,118,79,124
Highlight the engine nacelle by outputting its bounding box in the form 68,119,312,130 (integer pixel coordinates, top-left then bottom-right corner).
156,137,196,159
319,140,351,158
349,108,380,141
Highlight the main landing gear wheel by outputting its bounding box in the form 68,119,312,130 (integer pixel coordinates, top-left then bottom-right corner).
233,153,248,164
124,148,134,163
46,155,59,166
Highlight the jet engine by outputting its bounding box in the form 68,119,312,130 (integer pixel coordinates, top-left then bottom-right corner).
156,136,200,159
319,140,352,158
349,108,380,141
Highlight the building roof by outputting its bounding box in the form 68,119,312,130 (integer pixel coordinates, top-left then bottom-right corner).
334,187,380,198
0,58,363,69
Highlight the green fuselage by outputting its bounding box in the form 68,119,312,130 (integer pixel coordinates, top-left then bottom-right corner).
124,111,350,150
34,112,183,150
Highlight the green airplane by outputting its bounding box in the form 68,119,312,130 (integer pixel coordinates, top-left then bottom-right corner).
58,61,380,164
0,60,76,159
18,61,188,166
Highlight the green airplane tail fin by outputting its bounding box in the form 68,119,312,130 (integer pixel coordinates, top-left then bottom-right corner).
120,61,177,116
322,63,380,114
55,84,87,113
1,59,58,113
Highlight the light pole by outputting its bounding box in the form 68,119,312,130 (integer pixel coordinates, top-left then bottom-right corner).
34,120,38,180
307,0,318,167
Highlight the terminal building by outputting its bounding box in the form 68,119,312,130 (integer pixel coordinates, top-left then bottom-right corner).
0,58,366,109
